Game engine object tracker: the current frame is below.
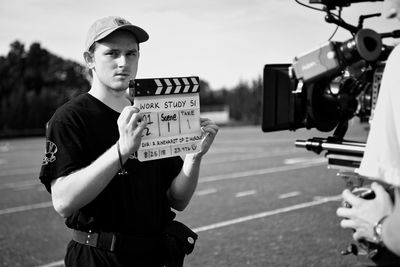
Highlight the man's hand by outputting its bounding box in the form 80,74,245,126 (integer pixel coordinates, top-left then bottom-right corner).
196,118,219,157
117,106,147,160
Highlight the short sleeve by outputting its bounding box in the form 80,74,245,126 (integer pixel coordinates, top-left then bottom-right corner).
357,45,400,187
39,119,87,193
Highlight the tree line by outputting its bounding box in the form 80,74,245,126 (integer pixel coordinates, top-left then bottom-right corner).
0,41,262,138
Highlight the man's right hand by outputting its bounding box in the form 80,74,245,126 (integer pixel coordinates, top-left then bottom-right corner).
117,106,147,160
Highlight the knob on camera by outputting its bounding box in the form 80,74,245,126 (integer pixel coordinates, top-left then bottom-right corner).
342,186,376,208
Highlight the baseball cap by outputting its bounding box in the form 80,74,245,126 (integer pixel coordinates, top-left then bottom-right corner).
85,16,149,51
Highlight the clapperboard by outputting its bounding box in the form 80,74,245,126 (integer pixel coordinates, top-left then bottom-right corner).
132,76,202,161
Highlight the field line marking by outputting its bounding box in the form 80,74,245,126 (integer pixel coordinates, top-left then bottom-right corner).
0,180,40,190
193,195,342,233
1,163,326,215
278,191,301,199
199,161,325,183
0,149,297,179
235,190,257,198
0,201,52,215
35,260,64,267
1,161,325,191
0,167,39,177
202,149,297,164
195,188,218,196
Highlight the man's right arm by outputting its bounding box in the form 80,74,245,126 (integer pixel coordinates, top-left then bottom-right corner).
51,106,146,218
51,142,121,218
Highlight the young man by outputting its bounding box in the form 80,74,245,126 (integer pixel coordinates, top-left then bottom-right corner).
336,0,400,257
39,16,218,266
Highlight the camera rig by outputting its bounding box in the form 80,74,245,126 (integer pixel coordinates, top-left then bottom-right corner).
261,0,400,265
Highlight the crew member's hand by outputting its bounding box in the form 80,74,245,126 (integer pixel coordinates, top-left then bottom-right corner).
117,106,147,159
196,118,219,157
336,182,393,243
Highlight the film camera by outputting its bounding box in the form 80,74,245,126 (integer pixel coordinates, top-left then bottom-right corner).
261,0,400,265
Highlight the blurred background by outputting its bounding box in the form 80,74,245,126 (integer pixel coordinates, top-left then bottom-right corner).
0,0,399,137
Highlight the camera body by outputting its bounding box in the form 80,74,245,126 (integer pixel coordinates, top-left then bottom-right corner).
262,28,389,134
292,28,382,83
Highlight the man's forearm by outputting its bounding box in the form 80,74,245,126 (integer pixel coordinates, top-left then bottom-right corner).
167,153,202,211
51,142,122,217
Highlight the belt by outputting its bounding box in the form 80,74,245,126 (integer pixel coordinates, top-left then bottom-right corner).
72,229,160,253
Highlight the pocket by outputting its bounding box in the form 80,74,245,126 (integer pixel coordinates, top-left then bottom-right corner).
163,220,198,255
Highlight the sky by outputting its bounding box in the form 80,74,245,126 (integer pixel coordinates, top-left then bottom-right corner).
0,0,399,90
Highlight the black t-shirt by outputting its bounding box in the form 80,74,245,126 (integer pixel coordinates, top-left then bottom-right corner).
39,93,183,236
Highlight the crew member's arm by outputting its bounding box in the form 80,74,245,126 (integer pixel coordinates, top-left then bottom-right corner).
51,106,146,218
167,118,218,211
381,187,400,255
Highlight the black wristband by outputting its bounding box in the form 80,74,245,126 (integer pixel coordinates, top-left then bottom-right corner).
117,141,128,176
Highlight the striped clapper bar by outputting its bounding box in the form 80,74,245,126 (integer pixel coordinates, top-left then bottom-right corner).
132,76,202,161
